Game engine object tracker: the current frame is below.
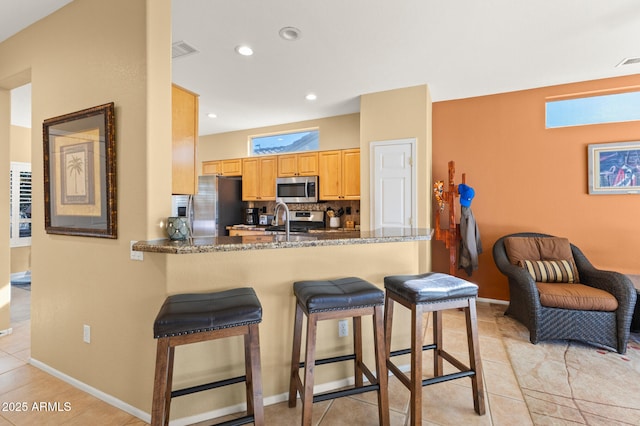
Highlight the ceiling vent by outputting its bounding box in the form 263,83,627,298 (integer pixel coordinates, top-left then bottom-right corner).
616,57,640,67
172,41,199,59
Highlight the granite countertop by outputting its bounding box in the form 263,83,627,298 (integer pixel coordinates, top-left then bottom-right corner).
132,228,433,254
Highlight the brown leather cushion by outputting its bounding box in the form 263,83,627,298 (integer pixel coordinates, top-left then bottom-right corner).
505,236,580,282
536,283,618,311
537,237,574,262
504,237,539,264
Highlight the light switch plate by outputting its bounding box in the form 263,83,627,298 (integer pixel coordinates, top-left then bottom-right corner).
130,241,143,261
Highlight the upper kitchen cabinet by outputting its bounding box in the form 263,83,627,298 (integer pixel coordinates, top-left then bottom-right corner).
319,149,360,200
242,156,277,201
277,152,319,177
172,84,198,194
202,158,243,176
201,160,221,176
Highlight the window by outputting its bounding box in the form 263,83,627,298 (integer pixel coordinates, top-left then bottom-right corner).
546,90,640,128
250,129,319,155
10,162,32,247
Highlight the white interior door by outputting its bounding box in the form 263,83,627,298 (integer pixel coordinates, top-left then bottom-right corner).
370,139,416,229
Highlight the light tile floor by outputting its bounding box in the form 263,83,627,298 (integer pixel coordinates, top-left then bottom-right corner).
1,286,533,425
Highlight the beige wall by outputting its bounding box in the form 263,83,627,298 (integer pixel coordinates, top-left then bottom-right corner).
10,247,30,275
10,125,30,163
360,85,432,272
197,112,360,166
0,0,171,414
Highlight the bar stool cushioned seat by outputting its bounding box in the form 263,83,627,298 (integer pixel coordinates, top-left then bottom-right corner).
154,288,263,337
294,277,386,312
289,277,389,426
385,273,479,303
384,272,485,425
152,287,264,426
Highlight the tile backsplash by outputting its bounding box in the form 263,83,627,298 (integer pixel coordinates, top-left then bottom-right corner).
249,200,360,228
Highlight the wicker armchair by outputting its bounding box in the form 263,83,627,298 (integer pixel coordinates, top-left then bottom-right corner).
493,232,636,354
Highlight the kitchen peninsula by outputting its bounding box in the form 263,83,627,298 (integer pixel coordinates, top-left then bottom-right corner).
133,227,432,254
133,228,432,420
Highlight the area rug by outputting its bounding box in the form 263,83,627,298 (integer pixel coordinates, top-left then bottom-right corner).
495,310,640,425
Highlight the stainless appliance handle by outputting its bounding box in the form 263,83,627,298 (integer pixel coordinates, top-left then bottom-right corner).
186,194,194,237
305,178,309,198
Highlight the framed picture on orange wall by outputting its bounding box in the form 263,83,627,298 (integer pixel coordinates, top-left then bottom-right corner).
588,141,640,195
43,102,117,238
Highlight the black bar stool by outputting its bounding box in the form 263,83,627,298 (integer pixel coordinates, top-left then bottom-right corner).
384,272,485,425
288,277,390,426
151,287,264,426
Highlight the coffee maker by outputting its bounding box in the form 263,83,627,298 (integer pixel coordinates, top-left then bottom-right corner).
243,208,259,225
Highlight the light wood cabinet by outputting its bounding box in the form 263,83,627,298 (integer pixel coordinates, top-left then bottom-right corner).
242,156,277,201
202,160,221,175
277,152,319,177
221,159,243,176
202,159,243,176
319,149,360,200
172,84,199,194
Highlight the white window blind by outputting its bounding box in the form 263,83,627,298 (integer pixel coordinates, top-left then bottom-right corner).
10,162,32,247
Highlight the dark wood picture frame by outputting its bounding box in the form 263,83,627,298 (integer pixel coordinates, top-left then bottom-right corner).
43,102,117,238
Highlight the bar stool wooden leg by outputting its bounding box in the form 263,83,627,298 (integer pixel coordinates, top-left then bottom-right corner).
289,302,304,408
466,300,485,415
164,345,175,425
245,323,265,424
384,293,394,358
410,304,423,426
353,316,363,387
302,313,319,426
433,310,444,377
373,305,390,426
151,338,172,426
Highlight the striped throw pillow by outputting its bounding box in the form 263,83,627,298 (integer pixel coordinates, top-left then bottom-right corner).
519,259,577,283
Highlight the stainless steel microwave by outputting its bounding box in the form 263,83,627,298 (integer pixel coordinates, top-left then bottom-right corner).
276,176,319,203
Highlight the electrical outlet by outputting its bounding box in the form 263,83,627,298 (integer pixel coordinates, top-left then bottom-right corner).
83,324,91,343
338,319,349,337
130,240,144,261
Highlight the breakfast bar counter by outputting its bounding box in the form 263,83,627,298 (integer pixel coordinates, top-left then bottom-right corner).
133,228,433,254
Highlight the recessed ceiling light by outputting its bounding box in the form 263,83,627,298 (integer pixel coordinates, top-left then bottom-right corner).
207,113,217,119
235,45,254,56
279,26,301,41
305,93,317,101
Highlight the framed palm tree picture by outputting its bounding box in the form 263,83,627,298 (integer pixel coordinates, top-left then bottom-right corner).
43,102,117,238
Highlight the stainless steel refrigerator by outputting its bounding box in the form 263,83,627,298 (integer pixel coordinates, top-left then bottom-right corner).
171,175,243,237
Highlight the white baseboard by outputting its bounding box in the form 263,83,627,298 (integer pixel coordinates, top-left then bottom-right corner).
29,358,150,424
477,297,508,305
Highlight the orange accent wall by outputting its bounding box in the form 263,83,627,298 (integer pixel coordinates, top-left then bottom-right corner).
432,74,640,301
